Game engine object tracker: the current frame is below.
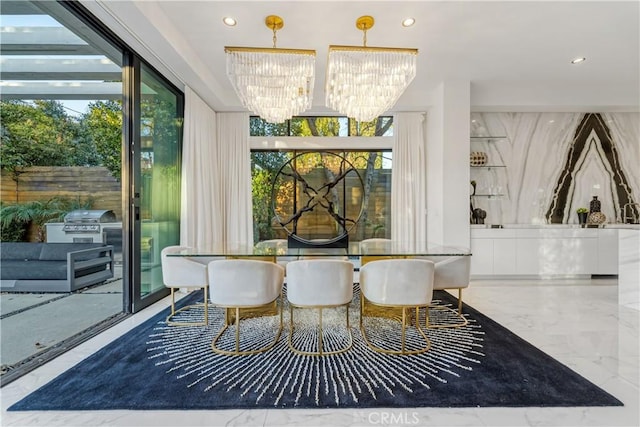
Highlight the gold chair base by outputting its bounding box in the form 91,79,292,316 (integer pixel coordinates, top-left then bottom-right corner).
225,300,278,324
427,288,467,329
166,287,209,327
288,303,353,356
359,295,431,355
212,296,283,356
427,305,468,328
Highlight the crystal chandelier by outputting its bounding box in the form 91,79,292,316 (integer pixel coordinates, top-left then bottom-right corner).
225,15,316,124
326,16,418,123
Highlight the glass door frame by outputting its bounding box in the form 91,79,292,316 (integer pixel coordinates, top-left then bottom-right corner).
124,55,184,312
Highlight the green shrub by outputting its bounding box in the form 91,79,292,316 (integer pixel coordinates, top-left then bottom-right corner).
0,196,93,242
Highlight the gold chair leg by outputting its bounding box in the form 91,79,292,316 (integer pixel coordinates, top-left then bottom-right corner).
360,298,431,355
166,287,208,327
401,308,407,353
212,297,283,356
235,307,240,353
427,289,468,329
204,286,209,325
288,303,352,356
318,307,324,355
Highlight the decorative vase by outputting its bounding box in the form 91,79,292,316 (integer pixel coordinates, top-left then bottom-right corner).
588,211,606,225
577,212,588,226
589,196,601,214
470,152,488,166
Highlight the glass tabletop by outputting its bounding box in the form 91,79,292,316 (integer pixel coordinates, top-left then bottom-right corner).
166,240,471,258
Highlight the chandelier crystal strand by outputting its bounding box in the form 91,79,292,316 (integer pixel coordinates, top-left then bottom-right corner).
226,49,315,123
224,15,316,124
326,47,417,123
325,15,417,123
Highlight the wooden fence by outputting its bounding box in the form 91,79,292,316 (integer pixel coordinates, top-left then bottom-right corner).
1,166,122,219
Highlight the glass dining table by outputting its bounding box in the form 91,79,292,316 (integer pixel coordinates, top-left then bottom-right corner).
165,240,471,259
166,240,471,322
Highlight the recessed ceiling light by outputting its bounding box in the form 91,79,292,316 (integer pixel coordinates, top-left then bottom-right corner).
223,17,237,27
402,17,415,27
571,57,586,64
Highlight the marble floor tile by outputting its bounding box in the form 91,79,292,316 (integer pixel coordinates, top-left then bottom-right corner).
1,278,638,427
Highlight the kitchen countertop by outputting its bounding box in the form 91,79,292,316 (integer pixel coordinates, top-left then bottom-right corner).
471,223,640,230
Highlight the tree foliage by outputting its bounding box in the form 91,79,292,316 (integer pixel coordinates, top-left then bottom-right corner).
81,100,123,179
0,100,119,177
0,100,96,173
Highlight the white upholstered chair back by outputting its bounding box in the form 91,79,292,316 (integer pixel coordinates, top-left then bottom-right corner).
208,259,284,307
160,245,209,326
359,258,435,306
419,255,470,291
161,245,207,288
286,259,354,306
359,238,392,252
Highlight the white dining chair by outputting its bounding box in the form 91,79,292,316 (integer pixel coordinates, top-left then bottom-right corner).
359,238,395,266
208,259,285,355
161,245,209,327
359,258,435,355
418,255,471,327
255,239,297,269
285,259,354,355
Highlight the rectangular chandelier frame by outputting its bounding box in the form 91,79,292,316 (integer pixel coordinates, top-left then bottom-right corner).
327,45,418,55
225,47,316,56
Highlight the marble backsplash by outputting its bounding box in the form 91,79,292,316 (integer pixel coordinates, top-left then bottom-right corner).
470,112,640,225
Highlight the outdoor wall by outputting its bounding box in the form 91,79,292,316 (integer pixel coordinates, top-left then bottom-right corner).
0,166,122,219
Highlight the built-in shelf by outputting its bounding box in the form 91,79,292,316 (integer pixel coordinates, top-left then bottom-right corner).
470,135,508,200
470,136,507,141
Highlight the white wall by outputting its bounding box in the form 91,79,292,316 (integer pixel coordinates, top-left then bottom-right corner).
427,81,471,248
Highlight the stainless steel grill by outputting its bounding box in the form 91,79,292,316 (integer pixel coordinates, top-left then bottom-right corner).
62,210,117,233
46,210,121,245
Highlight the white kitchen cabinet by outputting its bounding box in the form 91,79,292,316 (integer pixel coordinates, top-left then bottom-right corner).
598,229,619,275
470,237,493,275
493,237,517,274
470,226,618,277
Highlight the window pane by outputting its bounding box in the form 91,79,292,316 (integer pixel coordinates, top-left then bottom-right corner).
349,116,394,136
249,115,393,137
290,117,348,136
251,150,391,243
249,116,288,136
139,65,182,297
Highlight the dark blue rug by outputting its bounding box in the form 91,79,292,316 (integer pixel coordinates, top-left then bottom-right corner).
8,287,622,410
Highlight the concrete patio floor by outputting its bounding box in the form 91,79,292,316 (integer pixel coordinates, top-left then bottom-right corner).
0,278,124,376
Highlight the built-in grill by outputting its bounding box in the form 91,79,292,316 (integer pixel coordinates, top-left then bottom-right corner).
62,210,117,233
46,210,121,245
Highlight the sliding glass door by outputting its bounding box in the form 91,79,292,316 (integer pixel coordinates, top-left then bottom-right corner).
129,62,183,311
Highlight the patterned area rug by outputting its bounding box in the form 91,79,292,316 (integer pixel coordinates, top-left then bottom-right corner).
9,286,622,410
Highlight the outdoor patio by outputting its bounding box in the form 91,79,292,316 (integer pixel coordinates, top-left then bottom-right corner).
0,266,124,382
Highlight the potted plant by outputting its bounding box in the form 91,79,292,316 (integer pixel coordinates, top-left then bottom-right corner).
576,207,588,226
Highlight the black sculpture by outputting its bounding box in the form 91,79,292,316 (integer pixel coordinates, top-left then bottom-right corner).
271,152,365,248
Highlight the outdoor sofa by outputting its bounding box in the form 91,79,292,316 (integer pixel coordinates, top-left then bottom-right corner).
0,242,114,293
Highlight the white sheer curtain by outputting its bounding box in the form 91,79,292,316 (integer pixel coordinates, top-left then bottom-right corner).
216,112,253,248
180,86,220,249
391,112,427,247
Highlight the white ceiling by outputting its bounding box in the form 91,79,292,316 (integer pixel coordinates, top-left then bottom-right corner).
83,0,639,114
